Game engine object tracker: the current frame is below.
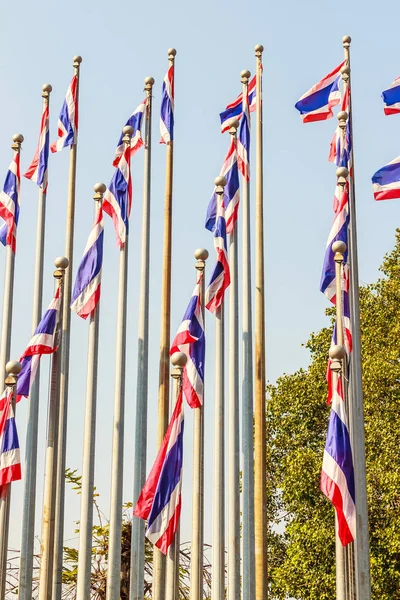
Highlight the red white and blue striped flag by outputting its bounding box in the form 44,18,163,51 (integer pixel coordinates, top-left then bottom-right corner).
71,208,104,319
205,194,230,313
50,75,78,153
372,156,400,201
0,150,21,252
24,101,50,191
295,62,344,123
382,76,400,116
220,75,256,134
160,63,174,144
170,274,205,408
113,99,147,167
103,144,132,247
0,390,21,488
134,389,184,554
237,80,250,181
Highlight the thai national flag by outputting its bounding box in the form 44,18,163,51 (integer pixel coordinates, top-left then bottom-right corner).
321,372,356,546
237,81,250,181
0,390,21,488
50,75,78,153
295,62,344,123
134,389,184,554
328,87,349,166
220,75,256,134
71,208,104,319
0,150,21,253
113,99,147,167
103,144,132,247
205,138,240,235
372,156,400,201
170,274,205,408
382,76,400,115
160,64,174,144
205,195,230,313
24,102,50,191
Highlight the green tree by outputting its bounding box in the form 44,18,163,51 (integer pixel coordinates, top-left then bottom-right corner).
267,230,400,599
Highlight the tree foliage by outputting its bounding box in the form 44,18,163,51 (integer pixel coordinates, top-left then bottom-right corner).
267,230,400,599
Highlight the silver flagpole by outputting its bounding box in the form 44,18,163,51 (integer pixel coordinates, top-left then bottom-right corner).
130,75,155,600
0,361,22,600
76,183,106,600
0,132,24,600
38,257,68,600
341,35,371,600
19,83,52,600
227,121,240,600
52,55,83,600
240,69,256,600
190,248,208,600
212,175,227,600
166,352,187,600
106,126,134,600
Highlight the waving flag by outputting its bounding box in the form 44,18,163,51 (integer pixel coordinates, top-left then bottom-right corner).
295,62,344,123
71,208,104,319
382,76,400,115
0,390,21,488
0,150,21,252
160,63,174,144
220,76,256,134
24,101,50,191
134,390,184,554
103,144,132,247
50,75,78,153
170,275,205,408
205,195,230,313
113,99,147,167
321,372,356,545
372,156,400,201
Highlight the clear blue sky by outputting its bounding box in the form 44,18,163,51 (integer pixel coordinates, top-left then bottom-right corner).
3,0,400,554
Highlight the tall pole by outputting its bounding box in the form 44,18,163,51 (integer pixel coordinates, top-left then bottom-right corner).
190,248,208,600
166,351,187,600
0,132,24,600
254,43,267,600
106,126,134,600
341,35,371,600
212,176,227,600
154,47,176,600
38,257,69,600
227,121,240,600
0,360,22,600
52,55,82,600
76,183,106,600
240,68,256,600
19,83,52,600
130,75,155,600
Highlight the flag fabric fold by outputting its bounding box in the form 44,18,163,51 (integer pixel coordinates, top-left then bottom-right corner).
237,80,250,181
24,101,50,191
382,76,400,115
0,390,21,488
295,62,344,123
372,156,400,201
113,99,147,167
103,144,132,247
328,87,349,166
160,63,174,144
0,151,21,252
205,192,230,313
219,75,256,134
50,75,78,153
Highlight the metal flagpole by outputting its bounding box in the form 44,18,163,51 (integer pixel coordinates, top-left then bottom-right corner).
227,121,240,600
0,132,24,600
190,248,208,600
153,47,177,600
240,68,256,600
166,352,187,600
76,183,106,600
52,54,83,600
19,83,52,600
254,43,267,600
212,175,227,600
0,360,22,600
341,35,371,600
106,126,134,600
38,257,69,600
130,75,155,600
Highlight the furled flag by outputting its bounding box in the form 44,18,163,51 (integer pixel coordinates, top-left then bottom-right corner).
170,275,205,408
328,87,349,166
295,62,344,123
0,149,21,252
205,194,230,313
160,63,174,144
220,75,256,134
103,144,132,247
321,372,356,545
205,138,240,234
50,75,78,153
113,99,147,167
382,76,400,115
0,390,21,488
134,389,184,554
24,100,50,191
372,156,400,201
237,80,250,181
71,208,104,319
